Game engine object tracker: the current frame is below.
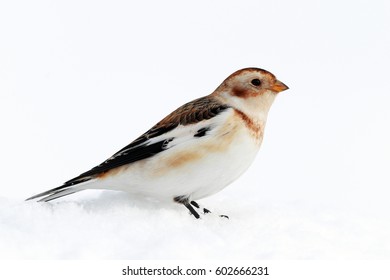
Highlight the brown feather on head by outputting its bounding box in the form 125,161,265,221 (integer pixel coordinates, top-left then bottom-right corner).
213,67,288,99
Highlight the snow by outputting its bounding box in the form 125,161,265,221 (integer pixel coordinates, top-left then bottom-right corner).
1,0,390,261
1,190,389,259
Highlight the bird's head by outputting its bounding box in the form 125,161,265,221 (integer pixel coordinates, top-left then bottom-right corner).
213,67,288,120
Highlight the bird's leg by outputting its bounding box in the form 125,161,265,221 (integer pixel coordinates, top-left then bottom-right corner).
174,196,229,219
191,200,229,219
190,201,211,214
174,196,200,219
183,201,200,219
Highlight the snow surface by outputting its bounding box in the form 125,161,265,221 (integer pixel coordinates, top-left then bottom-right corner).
1,0,390,261
1,190,389,260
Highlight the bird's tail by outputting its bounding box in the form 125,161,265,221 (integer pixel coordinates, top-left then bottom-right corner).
25,179,97,202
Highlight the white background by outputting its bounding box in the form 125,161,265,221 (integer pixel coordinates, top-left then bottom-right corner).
0,0,389,260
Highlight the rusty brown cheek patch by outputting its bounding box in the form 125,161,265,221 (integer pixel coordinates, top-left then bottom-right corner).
231,87,267,98
232,87,256,98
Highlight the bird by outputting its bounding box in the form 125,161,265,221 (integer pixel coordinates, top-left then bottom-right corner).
26,67,288,219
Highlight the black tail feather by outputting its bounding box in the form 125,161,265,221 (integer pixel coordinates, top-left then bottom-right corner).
25,184,70,201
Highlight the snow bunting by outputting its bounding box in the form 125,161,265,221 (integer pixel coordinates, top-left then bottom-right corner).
27,68,288,219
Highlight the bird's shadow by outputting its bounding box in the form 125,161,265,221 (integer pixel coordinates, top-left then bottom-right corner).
72,190,178,213
36,191,230,220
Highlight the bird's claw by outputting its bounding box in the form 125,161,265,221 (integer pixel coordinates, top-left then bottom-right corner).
190,200,228,219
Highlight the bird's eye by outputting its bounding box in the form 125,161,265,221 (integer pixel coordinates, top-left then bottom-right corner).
251,79,261,86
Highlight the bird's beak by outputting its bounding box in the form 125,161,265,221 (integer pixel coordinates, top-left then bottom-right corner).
269,80,289,93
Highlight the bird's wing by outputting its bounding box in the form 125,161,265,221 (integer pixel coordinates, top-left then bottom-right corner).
64,96,230,186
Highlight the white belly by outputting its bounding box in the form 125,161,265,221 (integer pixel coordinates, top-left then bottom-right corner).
97,127,261,202
184,131,260,200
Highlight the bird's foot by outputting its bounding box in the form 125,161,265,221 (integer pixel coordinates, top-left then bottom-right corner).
190,201,229,219
174,196,200,219
174,196,229,219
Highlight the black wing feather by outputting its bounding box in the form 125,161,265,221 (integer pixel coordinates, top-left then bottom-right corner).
64,97,230,185
64,138,174,185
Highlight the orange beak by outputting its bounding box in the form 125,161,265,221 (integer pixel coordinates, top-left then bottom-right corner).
269,80,289,93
